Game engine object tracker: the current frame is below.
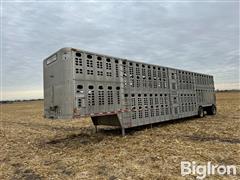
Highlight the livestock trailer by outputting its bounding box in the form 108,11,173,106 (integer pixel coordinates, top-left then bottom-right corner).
43,47,216,135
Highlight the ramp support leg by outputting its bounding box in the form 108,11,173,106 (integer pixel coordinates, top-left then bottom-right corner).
121,127,125,136
95,125,98,133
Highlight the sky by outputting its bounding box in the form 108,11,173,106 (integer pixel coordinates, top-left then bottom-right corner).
1,1,239,100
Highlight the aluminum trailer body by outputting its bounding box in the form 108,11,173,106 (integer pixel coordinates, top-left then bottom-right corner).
43,47,216,135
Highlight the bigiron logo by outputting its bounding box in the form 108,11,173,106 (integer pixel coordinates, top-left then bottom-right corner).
181,161,237,179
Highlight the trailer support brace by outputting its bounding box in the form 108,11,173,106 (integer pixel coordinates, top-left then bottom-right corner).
121,127,125,136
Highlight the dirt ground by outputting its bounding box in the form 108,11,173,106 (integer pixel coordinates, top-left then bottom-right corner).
0,92,239,180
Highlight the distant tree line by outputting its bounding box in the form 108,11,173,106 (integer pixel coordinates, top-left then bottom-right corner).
215,89,240,92
0,99,43,104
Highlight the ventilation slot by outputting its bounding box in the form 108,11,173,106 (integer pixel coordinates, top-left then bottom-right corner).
76,68,83,74
87,70,94,75
115,60,119,77
88,91,95,106
107,86,113,105
87,59,93,67
144,107,149,117
78,99,82,107
116,87,120,104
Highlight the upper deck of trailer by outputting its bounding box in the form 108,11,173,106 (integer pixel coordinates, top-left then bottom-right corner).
43,47,214,79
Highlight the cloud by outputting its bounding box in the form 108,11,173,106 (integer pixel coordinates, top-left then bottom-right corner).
1,1,239,100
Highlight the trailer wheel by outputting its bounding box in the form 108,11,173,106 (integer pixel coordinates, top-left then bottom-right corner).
198,107,204,118
208,105,217,115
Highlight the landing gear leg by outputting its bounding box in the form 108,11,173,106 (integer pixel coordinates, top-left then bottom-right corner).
121,127,125,136
95,125,98,133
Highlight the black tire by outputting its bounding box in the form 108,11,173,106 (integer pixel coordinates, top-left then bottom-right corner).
208,105,217,115
198,107,204,118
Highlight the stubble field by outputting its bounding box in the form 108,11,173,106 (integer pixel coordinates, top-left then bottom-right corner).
0,92,240,180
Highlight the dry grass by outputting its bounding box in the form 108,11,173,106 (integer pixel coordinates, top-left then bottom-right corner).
0,92,240,180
